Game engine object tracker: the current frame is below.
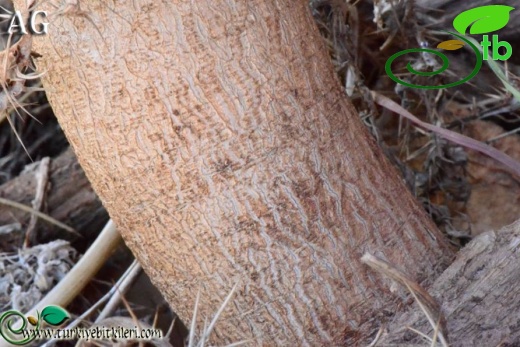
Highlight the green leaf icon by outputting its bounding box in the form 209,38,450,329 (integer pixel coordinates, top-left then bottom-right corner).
453,5,514,35
41,306,70,326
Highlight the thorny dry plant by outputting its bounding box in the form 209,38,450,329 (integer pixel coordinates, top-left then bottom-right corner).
0,0,95,160
0,0,45,159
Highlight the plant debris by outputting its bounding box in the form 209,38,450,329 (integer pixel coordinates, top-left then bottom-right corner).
0,240,76,312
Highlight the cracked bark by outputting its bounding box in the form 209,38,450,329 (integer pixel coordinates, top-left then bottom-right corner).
380,220,520,347
21,0,454,345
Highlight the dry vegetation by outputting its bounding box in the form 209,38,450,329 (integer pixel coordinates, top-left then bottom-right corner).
311,0,520,243
0,0,518,346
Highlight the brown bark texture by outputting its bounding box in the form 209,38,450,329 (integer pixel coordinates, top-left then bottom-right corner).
380,220,520,347
22,0,453,345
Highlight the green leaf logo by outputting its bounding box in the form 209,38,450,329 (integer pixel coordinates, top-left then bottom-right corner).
453,5,514,35
41,306,69,326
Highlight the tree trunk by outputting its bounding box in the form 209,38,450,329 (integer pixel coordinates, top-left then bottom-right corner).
19,0,453,344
